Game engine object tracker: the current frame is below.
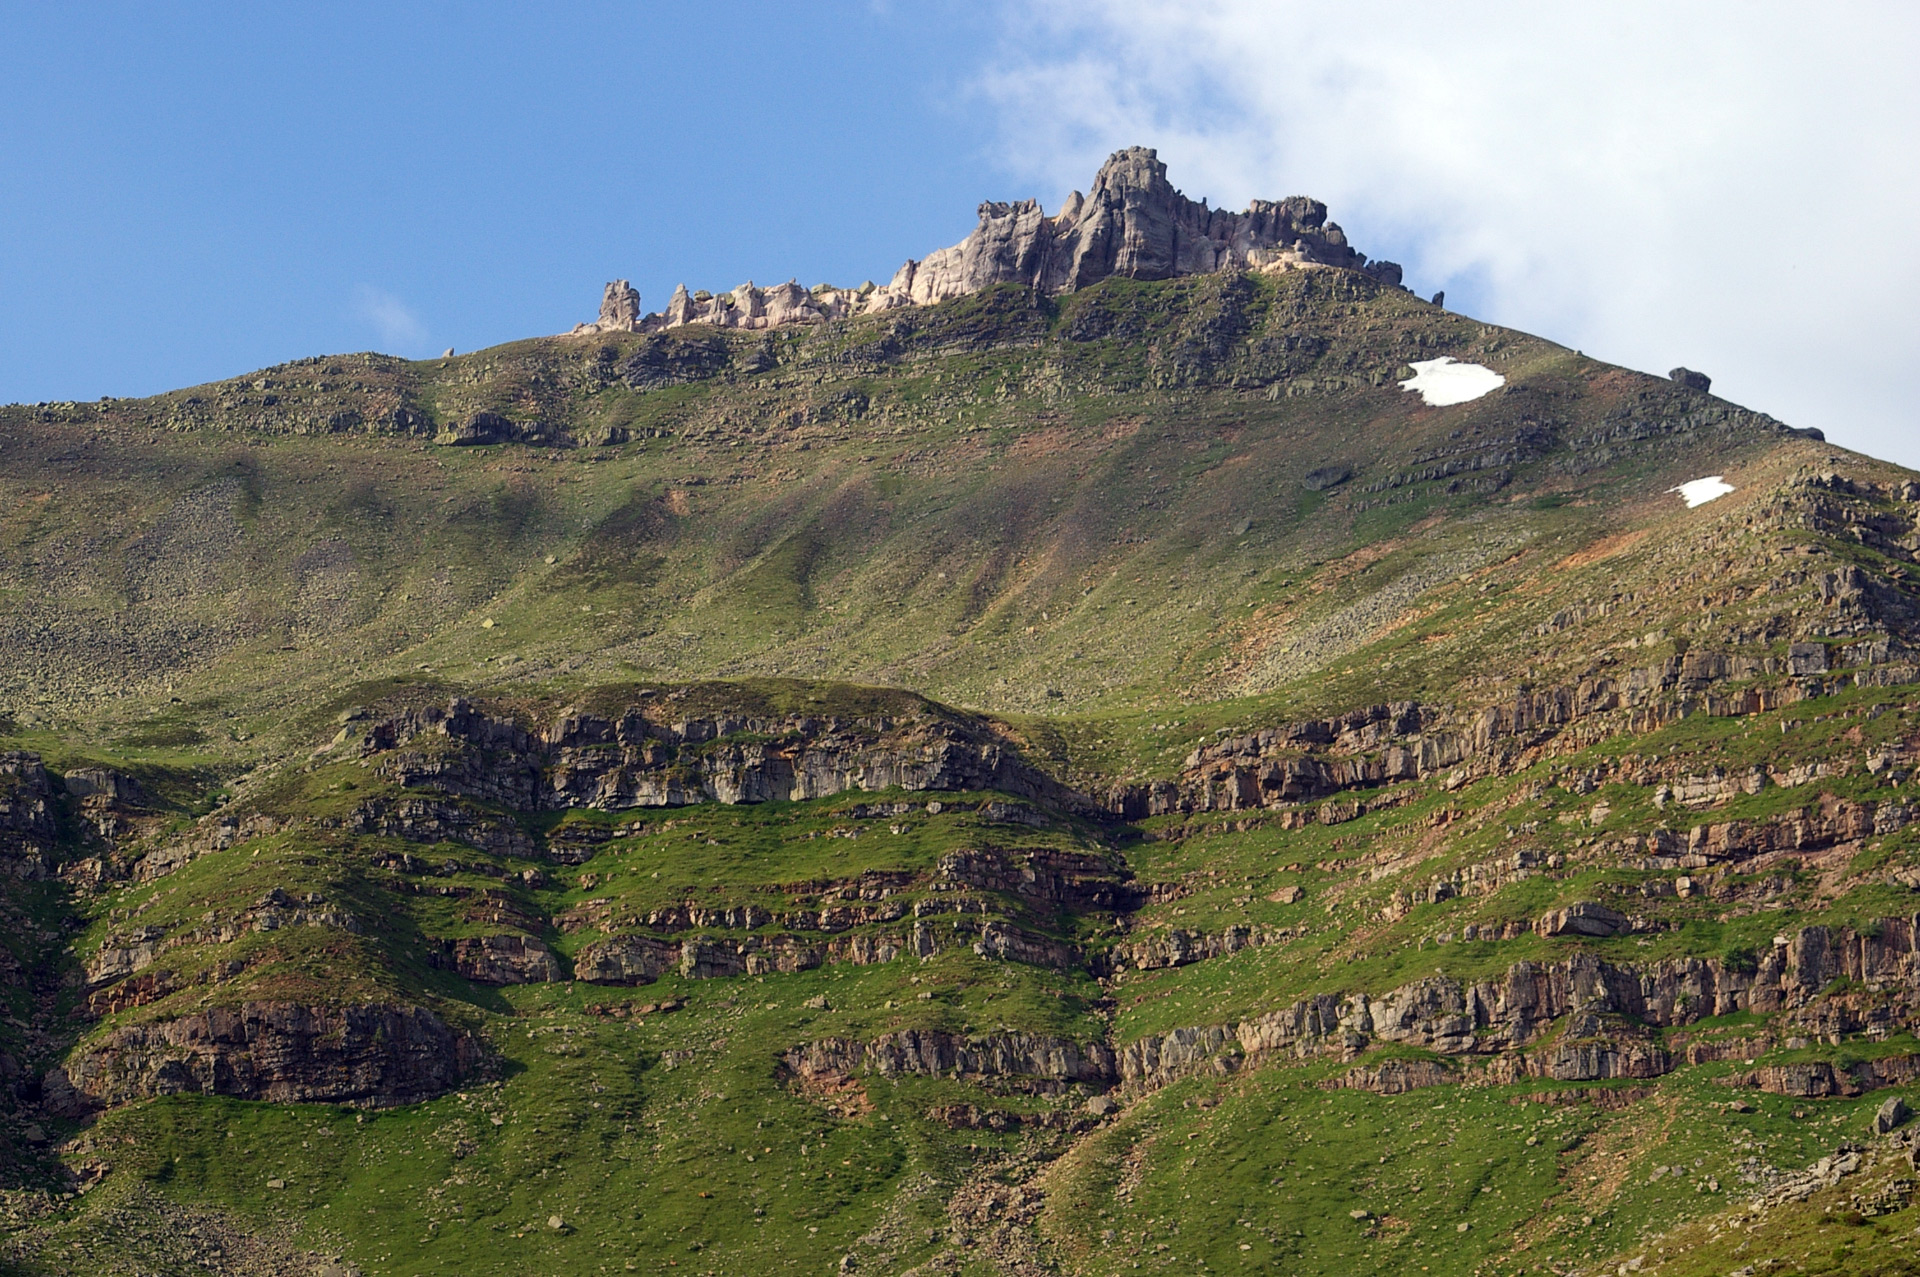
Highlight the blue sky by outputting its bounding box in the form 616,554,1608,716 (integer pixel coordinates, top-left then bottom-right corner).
4,3,1916,466
0,3,1013,391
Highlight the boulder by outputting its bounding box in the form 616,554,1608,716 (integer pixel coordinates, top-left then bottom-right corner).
1302,464,1353,492
1535,901,1629,938
1875,1094,1910,1134
1669,367,1712,393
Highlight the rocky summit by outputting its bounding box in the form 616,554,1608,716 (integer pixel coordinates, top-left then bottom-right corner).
2,150,1920,1277
574,146,1403,335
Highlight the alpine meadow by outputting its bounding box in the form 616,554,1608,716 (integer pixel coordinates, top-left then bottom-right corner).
7,147,1920,1277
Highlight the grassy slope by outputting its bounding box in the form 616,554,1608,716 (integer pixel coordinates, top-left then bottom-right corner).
2,267,1918,1275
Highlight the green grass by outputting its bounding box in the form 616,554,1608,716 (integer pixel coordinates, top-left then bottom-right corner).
3,265,1919,1274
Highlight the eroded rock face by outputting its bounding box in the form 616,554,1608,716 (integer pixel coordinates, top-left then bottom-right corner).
52,1001,481,1111
0,752,58,875
447,934,563,985
1116,919,1920,1090
579,146,1405,337
440,412,570,447
875,146,1402,311
784,1030,1116,1087
596,280,641,332
337,695,1075,815
573,934,680,985
1735,1055,1920,1099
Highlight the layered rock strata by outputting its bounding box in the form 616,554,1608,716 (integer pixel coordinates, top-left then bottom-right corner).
783,1029,1116,1088
52,1001,480,1111
325,695,1076,815
1117,918,1920,1091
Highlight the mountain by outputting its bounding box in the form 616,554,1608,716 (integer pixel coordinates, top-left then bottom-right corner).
2,148,1919,1277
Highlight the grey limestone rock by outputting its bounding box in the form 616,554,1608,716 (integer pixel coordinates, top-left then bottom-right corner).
594,279,641,332
1875,1094,1911,1133
1670,366,1712,393
583,147,1405,338
1535,901,1630,938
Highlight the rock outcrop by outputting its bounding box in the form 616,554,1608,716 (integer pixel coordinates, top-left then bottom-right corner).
592,279,642,332
0,752,58,880
328,694,1078,816
445,934,564,985
51,1001,481,1111
783,1029,1116,1087
576,146,1405,337
867,146,1402,310
1117,918,1920,1090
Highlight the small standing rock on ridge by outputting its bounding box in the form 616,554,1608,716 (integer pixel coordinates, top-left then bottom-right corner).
1669,366,1712,393
1431,290,1445,308
596,279,642,332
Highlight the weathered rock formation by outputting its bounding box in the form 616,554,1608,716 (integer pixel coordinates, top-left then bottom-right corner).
1115,918,1920,1091
1108,641,1919,820
0,751,57,876
51,1001,481,1111
576,146,1405,337
589,279,642,333
1734,1055,1920,1099
444,934,564,985
327,694,1077,816
783,1029,1116,1087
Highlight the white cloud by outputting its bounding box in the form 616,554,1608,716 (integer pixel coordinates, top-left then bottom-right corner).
353,286,432,355
976,2,1920,467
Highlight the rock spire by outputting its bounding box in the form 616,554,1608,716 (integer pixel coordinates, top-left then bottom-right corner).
573,146,1404,337
581,279,641,334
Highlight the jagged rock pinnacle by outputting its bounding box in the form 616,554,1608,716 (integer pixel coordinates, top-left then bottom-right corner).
573,147,1404,336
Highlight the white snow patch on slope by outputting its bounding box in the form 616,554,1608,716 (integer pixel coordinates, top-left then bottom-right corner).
1671,475,1735,507
1398,357,1506,406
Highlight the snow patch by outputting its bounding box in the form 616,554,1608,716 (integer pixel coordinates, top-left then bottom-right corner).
1670,476,1735,508
1398,357,1505,406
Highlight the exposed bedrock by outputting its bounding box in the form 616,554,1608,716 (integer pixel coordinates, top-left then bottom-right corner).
783,1029,1116,1087
331,695,1077,815
580,146,1405,336
574,928,928,985
50,1001,482,1111
0,751,59,876
1117,919,1920,1090
1734,1055,1920,1098
1109,647,1918,819
443,934,565,985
